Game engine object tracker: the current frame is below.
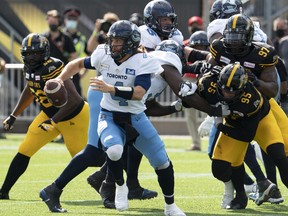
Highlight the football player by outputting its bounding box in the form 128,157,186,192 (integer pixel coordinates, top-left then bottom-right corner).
0,33,90,201
41,21,187,216
206,3,286,206
207,14,288,206
140,0,183,51
196,62,286,209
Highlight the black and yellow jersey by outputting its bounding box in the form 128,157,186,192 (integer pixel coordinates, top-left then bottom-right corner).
197,71,270,141
24,57,64,118
210,39,278,78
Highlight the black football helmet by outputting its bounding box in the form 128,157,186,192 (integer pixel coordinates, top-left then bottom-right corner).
223,14,254,56
20,33,50,69
222,0,243,18
143,0,177,38
189,30,209,48
106,20,141,60
217,62,248,104
155,39,186,66
129,13,144,27
209,0,223,22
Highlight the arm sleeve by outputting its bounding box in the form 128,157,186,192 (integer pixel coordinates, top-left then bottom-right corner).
135,74,151,91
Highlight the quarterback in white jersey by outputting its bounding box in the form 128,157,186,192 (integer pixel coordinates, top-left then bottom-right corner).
53,20,186,216
207,17,267,43
90,44,161,114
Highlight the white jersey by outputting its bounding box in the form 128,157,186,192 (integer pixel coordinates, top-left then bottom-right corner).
139,25,184,50
207,18,267,43
144,50,182,101
90,44,163,114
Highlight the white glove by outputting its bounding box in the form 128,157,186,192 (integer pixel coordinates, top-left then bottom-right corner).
198,116,214,137
214,102,230,116
214,117,223,127
179,81,197,97
171,100,183,112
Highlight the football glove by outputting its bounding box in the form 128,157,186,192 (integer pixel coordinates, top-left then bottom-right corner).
38,119,56,132
199,62,212,74
171,100,183,112
211,102,231,117
210,65,222,75
247,72,260,87
3,114,17,131
214,117,223,128
197,116,214,137
179,81,197,97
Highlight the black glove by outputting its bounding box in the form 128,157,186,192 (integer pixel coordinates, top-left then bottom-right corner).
199,62,213,74
3,114,16,131
247,72,260,87
211,65,222,75
38,119,56,132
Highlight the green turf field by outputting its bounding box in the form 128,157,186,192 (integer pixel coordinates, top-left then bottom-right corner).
0,134,287,216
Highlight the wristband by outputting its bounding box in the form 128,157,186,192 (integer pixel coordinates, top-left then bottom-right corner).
114,86,134,100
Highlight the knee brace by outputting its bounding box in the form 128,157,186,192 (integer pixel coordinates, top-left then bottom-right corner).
212,159,232,182
106,144,123,161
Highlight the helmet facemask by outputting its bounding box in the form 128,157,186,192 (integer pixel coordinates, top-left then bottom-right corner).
20,33,50,70
105,20,141,61
217,63,248,104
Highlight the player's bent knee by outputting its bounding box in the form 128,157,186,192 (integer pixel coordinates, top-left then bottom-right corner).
106,144,123,161
212,159,232,182
156,161,170,170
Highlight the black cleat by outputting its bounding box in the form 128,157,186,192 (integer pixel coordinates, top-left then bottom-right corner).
226,191,248,210
255,179,278,206
128,186,158,200
87,170,106,193
99,180,116,209
0,190,9,199
39,183,67,213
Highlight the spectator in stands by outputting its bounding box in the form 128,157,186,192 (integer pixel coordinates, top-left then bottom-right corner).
43,9,78,143
0,57,6,139
63,7,90,96
87,12,119,53
273,17,288,52
183,16,204,46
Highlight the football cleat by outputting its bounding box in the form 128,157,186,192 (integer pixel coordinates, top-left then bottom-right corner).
128,187,158,200
244,182,257,194
226,191,248,210
249,185,284,204
39,183,67,213
115,183,129,211
99,180,116,209
164,203,186,216
0,190,9,199
255,179,278,206
221,180,234,209
87,170,106,193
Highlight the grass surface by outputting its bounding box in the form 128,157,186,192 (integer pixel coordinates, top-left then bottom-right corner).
0,134,288,216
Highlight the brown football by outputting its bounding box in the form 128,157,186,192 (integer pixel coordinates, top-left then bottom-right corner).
44,79,68,108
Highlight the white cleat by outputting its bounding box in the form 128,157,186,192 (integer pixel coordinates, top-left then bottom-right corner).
164,203,186,216
221,180,234,209
115,183,129,211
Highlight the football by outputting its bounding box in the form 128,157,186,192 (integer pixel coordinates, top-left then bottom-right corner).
44,79,68,108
